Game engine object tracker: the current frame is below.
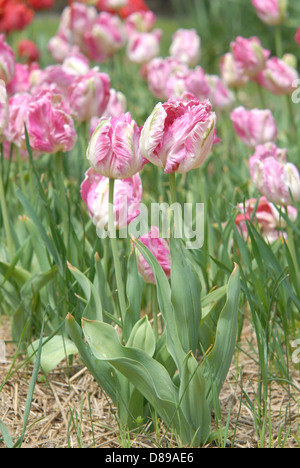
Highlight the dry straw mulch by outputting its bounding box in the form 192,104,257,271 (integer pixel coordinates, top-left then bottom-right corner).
0,316,299,448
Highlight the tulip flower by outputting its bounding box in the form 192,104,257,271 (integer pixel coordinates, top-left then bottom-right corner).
0,1,34,34
68,69,111,122
257,57,299,95
165,66,211,101
6,62,39,96
231,36,270,79
0,35,15,84
81,168,142,231
25,89,77,154
235,196,297,242
139,96,217,174
127,29,162,65
125,10,156,36
84,12,126,63
249,143,300,206
230,106,278,148
17,39,40,64
0,79,8,139
135,226,171,284
146,56,188,100
86,112,145,179
207,75,235,109
220,52,249,88
169,28,201,67
251,0,287,26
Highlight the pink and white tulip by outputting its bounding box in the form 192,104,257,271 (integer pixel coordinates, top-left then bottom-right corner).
249,143,300,206
135,226,171,284
86,112,145,179
6,62,39,96
146,56,188,100
127,29,162,64
25,89,77,154
140,96,217,174
235,196,297,242
169,28,201,67
165,66,211,101
251,0,287,26
220,52,249,88
0,80,9,139
231,36,270,79
81,168,142,230
125,11,156,36
84,12,126,63
207,75,235,109
257,57,299,95
230,106,278,148
0,35,15,85
68,69,110,122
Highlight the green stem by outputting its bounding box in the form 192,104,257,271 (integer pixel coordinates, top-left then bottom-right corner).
169,172,181,237
0,157,14,261
286,95,298,143
56,151,68,246
285,207,300,290
108,178,127,325
275,25,283,58
151,283,159,341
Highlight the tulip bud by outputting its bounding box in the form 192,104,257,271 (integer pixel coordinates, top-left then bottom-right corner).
87,112,145,179
230,106,278,148
135,226,171,284
251,0,288,26
140,96,217,174
231,36,270,79
169,28,201,67
257,57,299,95
0,34,15,84
81,168,142,231
220,52,249,88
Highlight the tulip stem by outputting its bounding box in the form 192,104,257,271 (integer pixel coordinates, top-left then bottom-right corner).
0,146,14,261
108,178,126,325
56,151,69,247
285,207,300,290
275,25,283,59
169,172,181,238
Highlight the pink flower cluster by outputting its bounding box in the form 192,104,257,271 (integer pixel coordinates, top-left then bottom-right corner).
220,33,298,96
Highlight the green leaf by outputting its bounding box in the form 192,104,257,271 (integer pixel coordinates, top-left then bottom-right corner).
27,335,78,374
132,238,185,373
170,237,201,354
124,250,143,342
179,352,211,446
81,318,181,430
126,316,156,357
200,264,240,408
67,262,103,321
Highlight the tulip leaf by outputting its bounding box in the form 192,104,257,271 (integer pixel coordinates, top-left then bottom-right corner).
170,237,201,354
81,318,182,429
67,262,103,321
27,335,78,374
126,316,156,357
200,264,240,408
132,238,186,373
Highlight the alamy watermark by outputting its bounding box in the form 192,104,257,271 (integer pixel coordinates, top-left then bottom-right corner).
96,201,205,250
292,79,300,103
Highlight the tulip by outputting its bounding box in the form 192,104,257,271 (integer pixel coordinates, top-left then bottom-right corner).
220,52,249,88
127,29,162,65
81,168,142,231
135,226,171,284
86,112,145,179
165,66,211,101
207,75,235,109
140,96,217,174
251,0,287,26
102,88,127,119
146,56,188,100
68,69,111,122
235,196,297,242
25,89,77,154
257,57,299,95
231,36,270,79
249,143,300,205
6,62,39,96
84,12,126,63
230,106,278,147
169,28,201,67
125,10,156,36
0,35,15,84
0,80,9,139
47,35,80,63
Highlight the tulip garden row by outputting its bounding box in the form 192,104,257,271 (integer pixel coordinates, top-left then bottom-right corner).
0,0,300,448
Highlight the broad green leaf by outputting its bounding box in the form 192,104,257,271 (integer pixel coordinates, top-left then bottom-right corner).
0,260,31,288
126,316,156,357
124,250,143,342
179,352,211,446
170,237,201,354
132,238,185,373
82,318,182,429
67,262,103,321
27,335,78,374
200,264,240,408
